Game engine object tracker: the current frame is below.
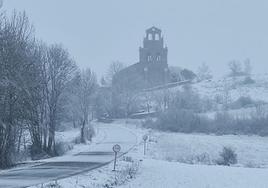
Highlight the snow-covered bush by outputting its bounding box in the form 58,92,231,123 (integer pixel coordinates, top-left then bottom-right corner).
102,161,140,188
30,145,50,160
147,105,268,135
214,111,235,134
55,142,74,156
228,61,244,77
243,76,255,84
123,156,134,163
229,96,256,109
114,161,140,185
195,152,212,164
197,63,213,81
85,124,95,142
44,182,62,188
149,107,212,133
217,147,237,166
141,118,155,129
170,153,212,165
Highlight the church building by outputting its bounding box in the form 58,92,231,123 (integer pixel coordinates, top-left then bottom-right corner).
113,26,170,90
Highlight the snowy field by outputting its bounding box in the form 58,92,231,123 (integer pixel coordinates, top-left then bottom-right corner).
120,121,268,188
119,159,268,188
150,132,268,168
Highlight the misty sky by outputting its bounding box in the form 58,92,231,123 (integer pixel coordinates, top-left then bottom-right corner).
3,0,268,78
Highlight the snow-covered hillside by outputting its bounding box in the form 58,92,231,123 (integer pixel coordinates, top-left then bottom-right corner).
190,74,268,103
141,74,268,115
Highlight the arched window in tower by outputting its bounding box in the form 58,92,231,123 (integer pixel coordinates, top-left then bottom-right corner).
156,53,161,61
148,33,153,40
155,34,160,40
147,53,152,62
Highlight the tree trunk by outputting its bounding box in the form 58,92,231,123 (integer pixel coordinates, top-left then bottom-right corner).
80,119,86,143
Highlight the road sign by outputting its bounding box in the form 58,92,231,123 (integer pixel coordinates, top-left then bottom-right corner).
143,135,149,141
113,144,121,153
112,144,121,171
143,135,149,155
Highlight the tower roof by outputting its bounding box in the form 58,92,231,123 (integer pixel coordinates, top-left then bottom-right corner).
146,26,161,33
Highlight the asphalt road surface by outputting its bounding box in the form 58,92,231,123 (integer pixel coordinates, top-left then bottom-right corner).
0,123,137,188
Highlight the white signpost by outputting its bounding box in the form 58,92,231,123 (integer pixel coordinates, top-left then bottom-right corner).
143,135,149,155
112,144,121,171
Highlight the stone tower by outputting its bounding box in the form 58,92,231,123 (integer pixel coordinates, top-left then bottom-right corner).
139,26,168,65
113,26,170,91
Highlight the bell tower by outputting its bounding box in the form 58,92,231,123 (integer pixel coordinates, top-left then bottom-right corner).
139,26,168,64
112,26,170,91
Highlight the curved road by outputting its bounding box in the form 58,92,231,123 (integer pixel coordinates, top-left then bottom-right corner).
0,123,137,188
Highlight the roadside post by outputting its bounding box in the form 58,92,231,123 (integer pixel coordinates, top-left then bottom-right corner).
112,144,121,171
143,135,149,155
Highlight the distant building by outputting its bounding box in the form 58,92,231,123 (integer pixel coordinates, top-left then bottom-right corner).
139,27,168,65
113,26,170,90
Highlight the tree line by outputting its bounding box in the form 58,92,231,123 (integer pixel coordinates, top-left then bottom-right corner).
0,11,97,168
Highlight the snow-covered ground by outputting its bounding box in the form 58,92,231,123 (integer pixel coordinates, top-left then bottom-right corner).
26,75,268,188
150,131,268,168
29,120,268,188
185,74,268,103
0,122,137,188
141,74,268,119
121,120,268,188
119,159,268,188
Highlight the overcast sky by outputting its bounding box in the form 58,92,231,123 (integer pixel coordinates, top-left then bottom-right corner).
3,0,268,78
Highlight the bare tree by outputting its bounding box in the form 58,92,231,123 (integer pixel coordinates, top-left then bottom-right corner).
111,73,142,118
71,69,98,143
106,61,125,85
244,58,252,76
228,60,242,77
0,11,36,167
197,62,212,81
43,44,76,155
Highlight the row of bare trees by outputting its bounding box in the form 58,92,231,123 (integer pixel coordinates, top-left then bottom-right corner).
0,11,97,168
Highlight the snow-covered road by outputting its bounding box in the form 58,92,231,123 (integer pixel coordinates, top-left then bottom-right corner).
0,123,138,188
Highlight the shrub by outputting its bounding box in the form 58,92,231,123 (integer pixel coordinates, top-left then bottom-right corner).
141,118,155,129
85,125,95,142
55,142,73,156
169,153,213,165
243,76,255,84
195,152,212,164
45,182,62,188
153,108,212,133
122,156,134,163
103,161,140,187
30,144,49,160
217,146,237,166
229,96,255,109
81,124,95,143
114,161,140,185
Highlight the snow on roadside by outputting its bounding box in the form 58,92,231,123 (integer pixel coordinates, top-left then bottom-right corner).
29,159,141,188
151,132,268,168
118,120,268,188
28,120,268,188
119,159,268,188
121,119,268,168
